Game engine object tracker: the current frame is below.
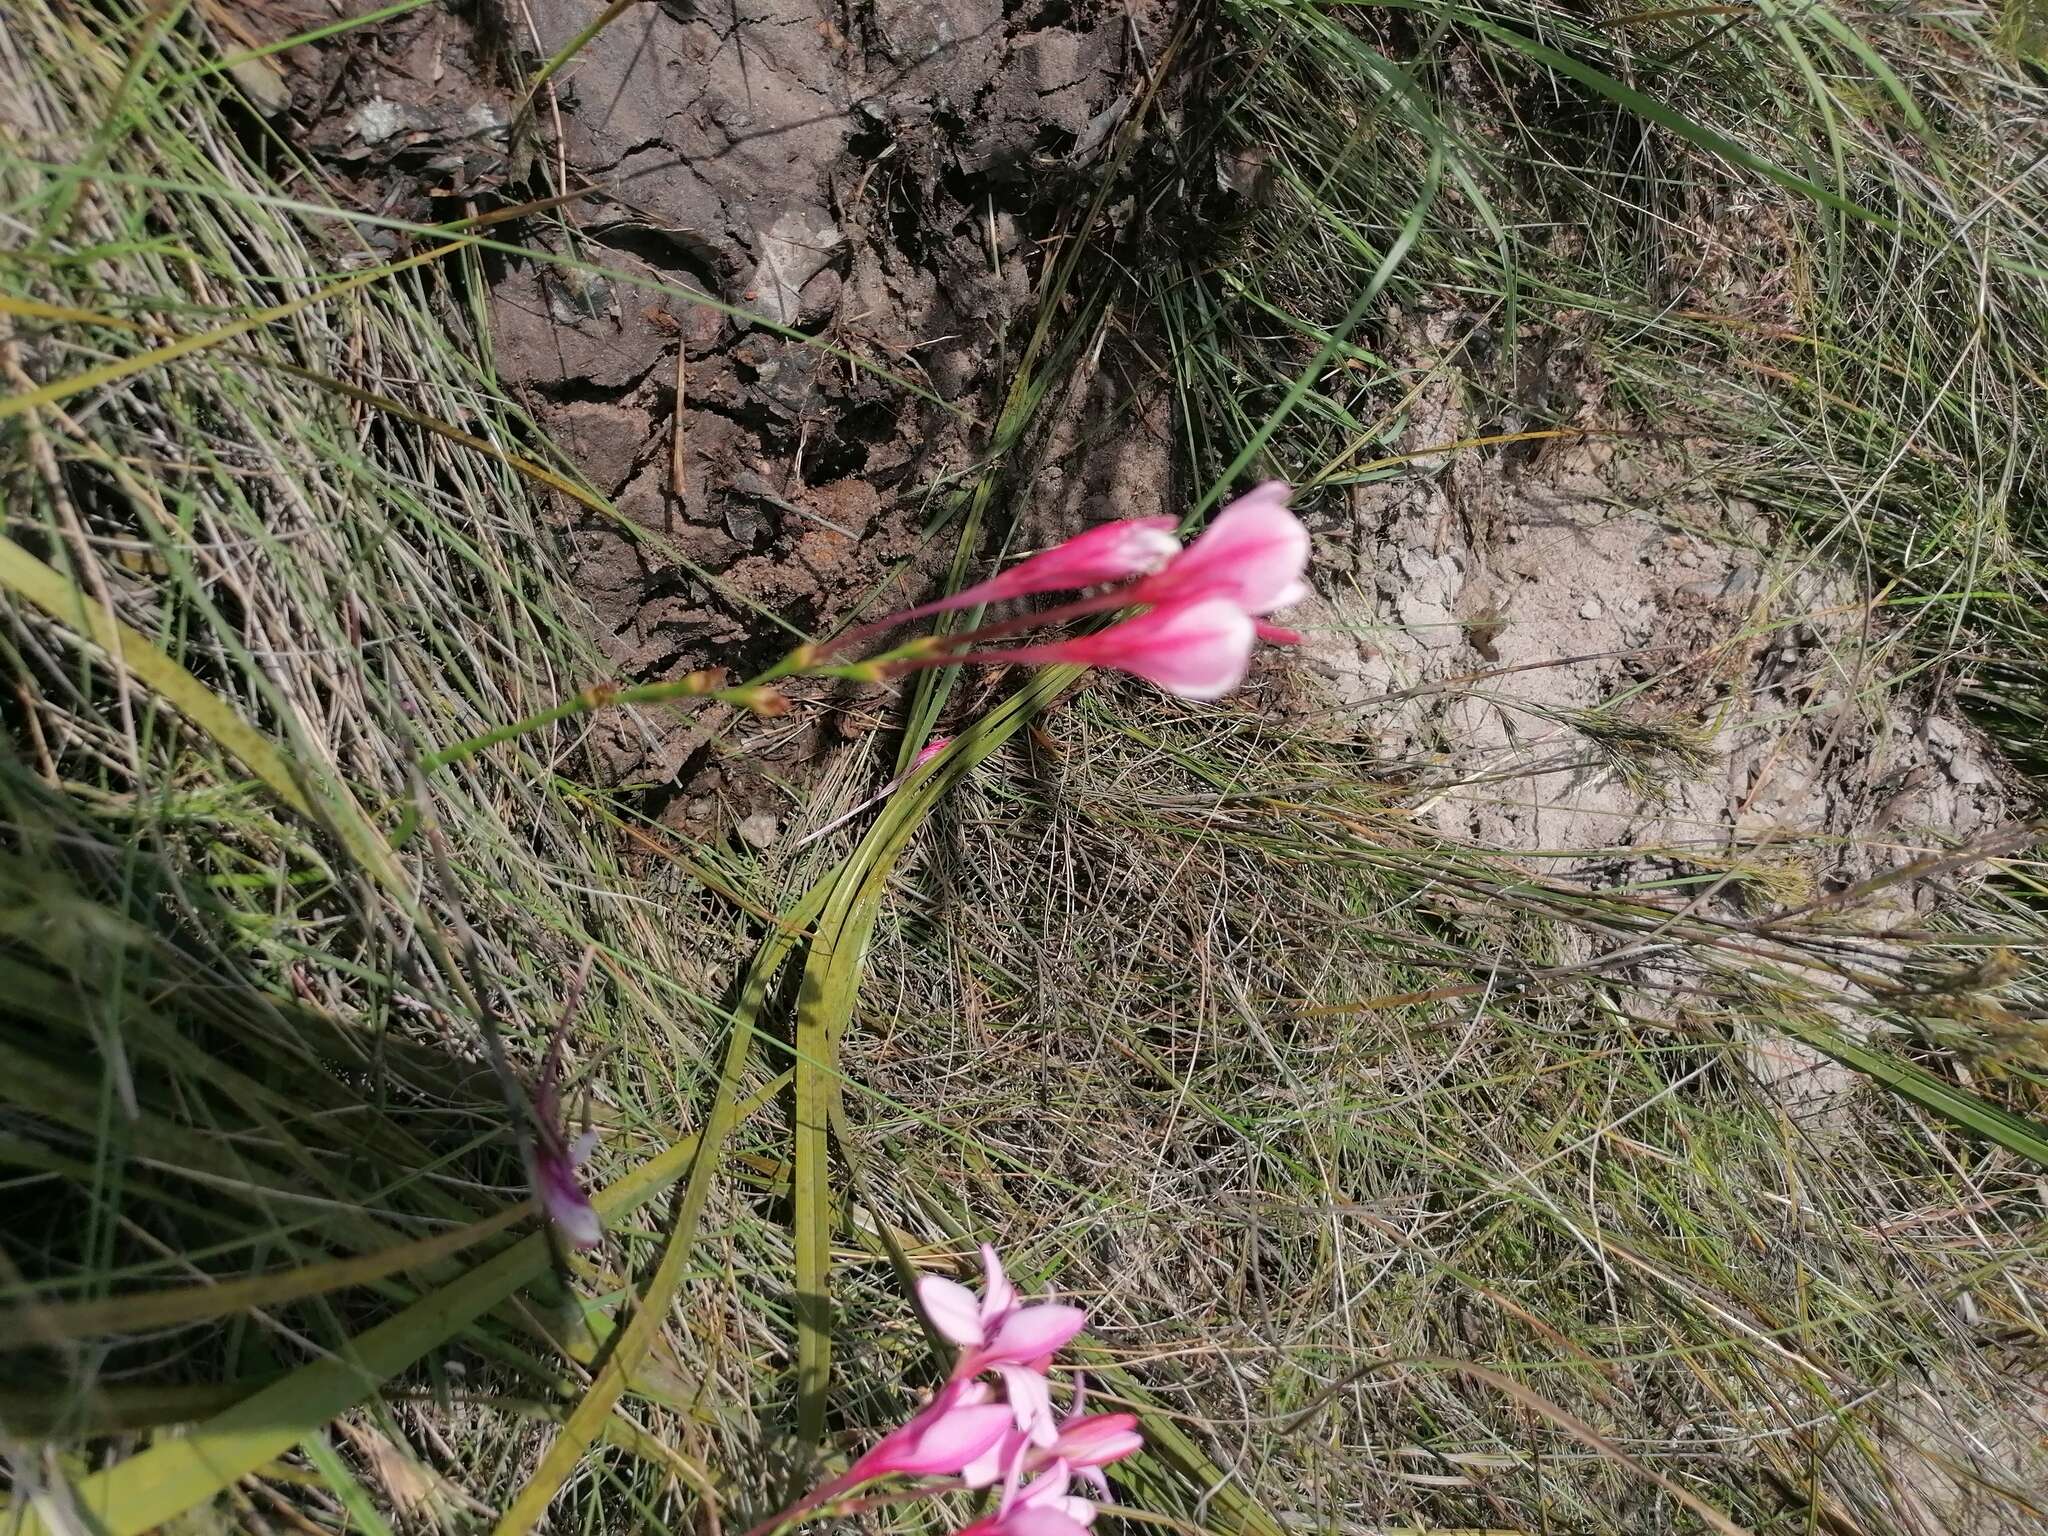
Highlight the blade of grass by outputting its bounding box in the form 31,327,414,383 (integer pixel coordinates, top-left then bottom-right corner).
0,239,465,422
299,1433,399,1536
1349,0,1893,230
0,534,312,818
1775,1015,2048,1166
0,1202,532,1347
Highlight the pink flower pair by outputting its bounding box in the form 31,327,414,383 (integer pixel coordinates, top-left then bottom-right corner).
916,1244,1086,1447
882,483,1310,701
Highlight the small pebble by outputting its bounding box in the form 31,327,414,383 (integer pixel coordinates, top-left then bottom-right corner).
1677,547,1702,568
737,812,780,850
1578,597,1604,620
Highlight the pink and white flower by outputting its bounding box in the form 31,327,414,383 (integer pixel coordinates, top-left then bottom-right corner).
1134,481,1307,618
842,1382,1016,1483
529,1026,601,1249
952,1461,1098,1536
962,1376,1142,1497
885,517,1182,626
957,596,1256,702
740,1245,1137,1536
920,1246,1087,1444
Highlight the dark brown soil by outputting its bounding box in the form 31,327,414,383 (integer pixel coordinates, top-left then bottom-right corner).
273,0,1177,832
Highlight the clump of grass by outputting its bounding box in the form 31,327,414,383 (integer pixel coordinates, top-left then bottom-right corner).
847,697,2047,1533
1045,0,2048,1529
1558,703,1720,799
0,1,781,1523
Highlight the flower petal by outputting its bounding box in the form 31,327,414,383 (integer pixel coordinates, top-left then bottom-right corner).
980,1243,1018,1320
985,1303,1088,1365
533,1149,602,1248
1078,599,1254,700
997,1511,1094,1536
1013,1464,1099,1529
960,1428,1023,1490
552,1200,602,1249
1057,1414,1144,1468
996,1363,1060,1448
918,1274,988,1347
894,1402,1015,1476
895,517,1183,622
1137,483,1307,616
1011,1462,1073,1511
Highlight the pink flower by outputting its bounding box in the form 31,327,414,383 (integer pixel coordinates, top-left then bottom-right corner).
740,1246,1103,1536
532,1125,601,1248
952,1461,1097,1536
529,1026,601,1249
962,1377,1143,1497
887,518,1182,625
920,1246,1087,1445
917,1244,1019,1345
1135,481,1307,617
845,1382,1017,1482
734,1383,1014,1536
962,597,1254,701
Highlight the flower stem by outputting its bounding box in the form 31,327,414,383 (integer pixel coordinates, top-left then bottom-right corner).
924,591,1130,648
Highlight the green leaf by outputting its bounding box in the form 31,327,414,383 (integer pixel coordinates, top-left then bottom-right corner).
1776,1016,2048,1166
0,1203,532,1348
788,665,1082,1441
300,1434,399,1536
0,535,415,907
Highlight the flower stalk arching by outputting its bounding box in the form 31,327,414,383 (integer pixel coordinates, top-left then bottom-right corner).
422,481,1310,779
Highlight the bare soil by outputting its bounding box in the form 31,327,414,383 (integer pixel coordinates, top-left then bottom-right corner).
1296,311,2008,895
1287,312,2017,1122
268,6,2014,887
270,0,1174,830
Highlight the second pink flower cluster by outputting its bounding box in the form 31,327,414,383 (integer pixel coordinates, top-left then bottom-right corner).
756,1245,1140,1536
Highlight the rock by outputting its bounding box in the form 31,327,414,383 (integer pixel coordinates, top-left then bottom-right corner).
744,206,844,328
1578,597,1604,620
